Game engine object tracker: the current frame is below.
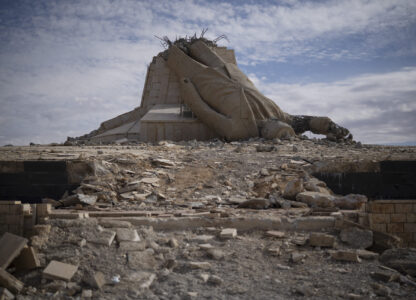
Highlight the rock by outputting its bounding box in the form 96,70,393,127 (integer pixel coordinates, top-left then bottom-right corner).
370,270,399,283
192,235,214,243
115,228,141,243
228,196,247,204
168,238,179,248
283,179,303,200
371,283,391,297
152,158,175,167
81,289,93,298
88,229,116,246
296,192,335,208
265,230,285,238
256,145,275,152
290,252,305,263
127,251,157,270
379,248,416,276
44,280,67,292
340,227,373,249
220,228,237,239
99,220,132,228
357,249,379,260
0,287,14,300
126,271,156,289
189,262,211,270
208,275,223,285
199,244,213,250
206,248,225,260
267,247,281,256
237,198,270,209
119,241,146,251
330,250,361,263
309,232,335,247
276,264,291,270
199,273,210,282
334,194,367,209
260,168,270,176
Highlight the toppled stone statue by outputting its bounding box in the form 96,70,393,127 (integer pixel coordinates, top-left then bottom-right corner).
165,39,351,142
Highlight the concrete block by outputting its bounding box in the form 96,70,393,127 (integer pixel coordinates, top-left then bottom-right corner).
395,203,413,213
404,223,416,232
387,223,403,233
13,246,40,270
43,260,78,281
115,228,140,243
0,268,23,294
370,214,390,224
0,232,28,269
220,228,237,239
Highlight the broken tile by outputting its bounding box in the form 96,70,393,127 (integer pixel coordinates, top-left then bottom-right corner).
0,232,28,269
43,260,78,281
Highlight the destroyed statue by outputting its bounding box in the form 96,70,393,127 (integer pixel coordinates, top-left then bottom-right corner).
165,40,351,141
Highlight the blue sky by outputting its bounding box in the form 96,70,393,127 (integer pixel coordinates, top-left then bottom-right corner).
1,0,416,145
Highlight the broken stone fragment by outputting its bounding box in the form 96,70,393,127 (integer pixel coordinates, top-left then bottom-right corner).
206,248,225,260
340,226,373,249
237,198,270,209
220,228,237,239
334,194,367,209
192,235,214,243
115,228,141,243
189,262,211,270
127,250,157,270
290,252,306,263
265,230,286,238
283,179,303,200
296,192,335,208
308,232,335,248
119,241,146,251
379,248,416,277
330,250,361,263
356,249,379,260
88,229,116,246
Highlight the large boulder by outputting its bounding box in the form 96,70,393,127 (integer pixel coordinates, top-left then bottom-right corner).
340,226,373,249
296,192,335,208
283,179,303,200
379,248,416,276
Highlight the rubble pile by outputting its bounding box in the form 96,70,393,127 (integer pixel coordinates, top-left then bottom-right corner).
0,137,415,299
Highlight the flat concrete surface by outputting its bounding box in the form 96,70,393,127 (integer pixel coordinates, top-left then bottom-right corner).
141,104,199,123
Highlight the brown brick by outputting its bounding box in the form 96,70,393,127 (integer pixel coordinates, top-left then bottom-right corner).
370,203,394,213
0,205,9,214
371,223,386,232
395,203,413,213
387,223,403,233
370,214,390,224
390,214,406,223
404,223,416,232
407,213,416,222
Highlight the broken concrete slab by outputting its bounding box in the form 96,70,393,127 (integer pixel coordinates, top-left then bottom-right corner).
13,246,40,270
0,232,28,269
43,260,78,281
0,268,23,294
88,230,116,246
115,228,140,243
119,241,146,251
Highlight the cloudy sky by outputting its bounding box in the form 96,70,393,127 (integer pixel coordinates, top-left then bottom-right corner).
1,0,415,145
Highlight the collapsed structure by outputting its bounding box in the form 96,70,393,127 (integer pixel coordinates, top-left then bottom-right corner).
73,36,351,144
